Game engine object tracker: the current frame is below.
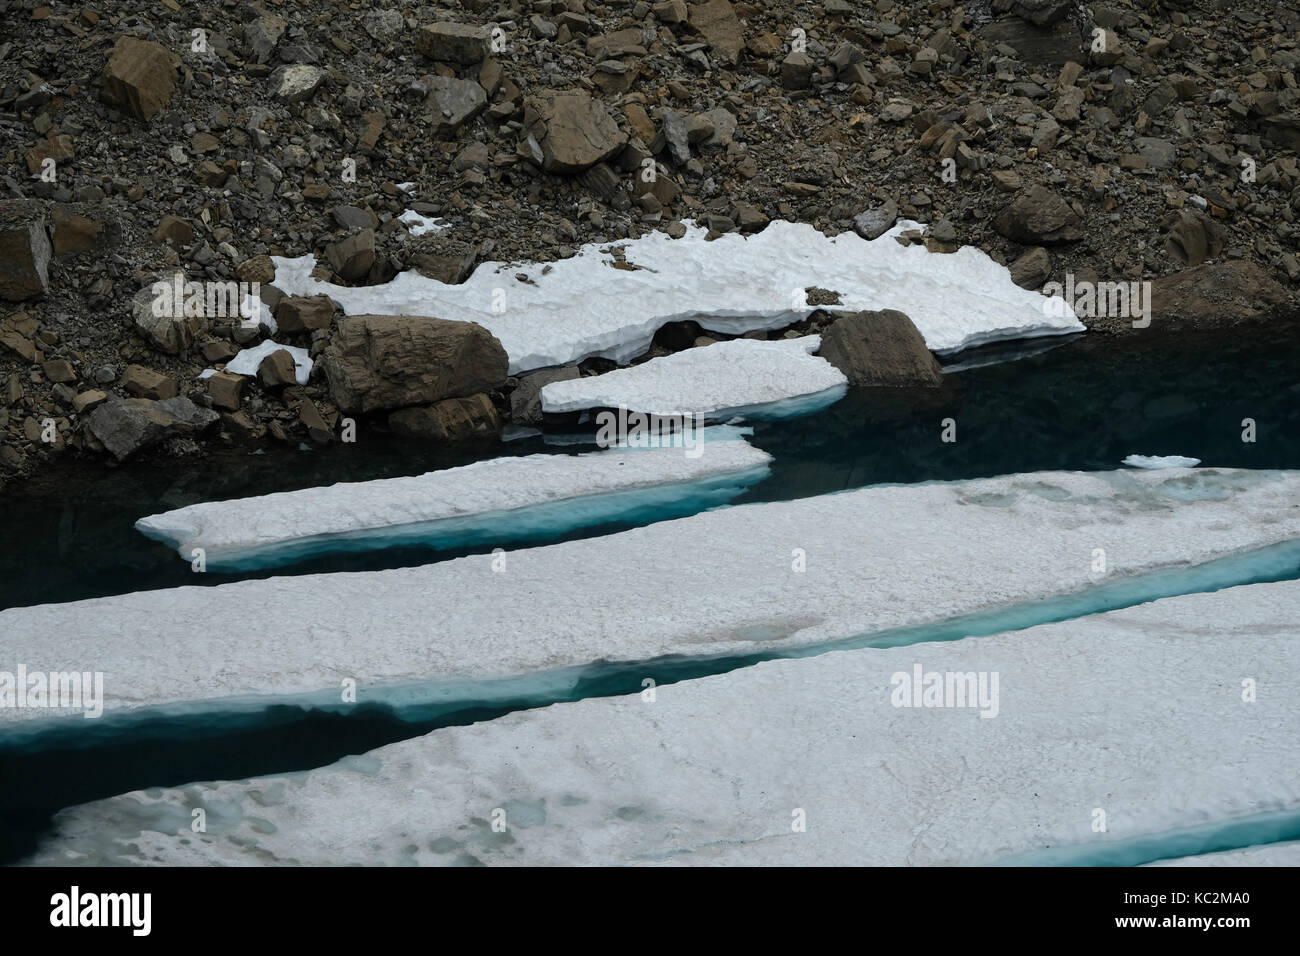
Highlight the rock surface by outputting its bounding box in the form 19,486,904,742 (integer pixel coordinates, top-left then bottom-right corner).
818,310,945,388
322,315,509,414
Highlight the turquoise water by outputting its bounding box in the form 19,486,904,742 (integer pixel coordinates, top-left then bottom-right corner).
2,323,1299,864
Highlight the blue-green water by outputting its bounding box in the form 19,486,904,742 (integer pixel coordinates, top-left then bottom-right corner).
2,324,1299,865
3,326,1298,610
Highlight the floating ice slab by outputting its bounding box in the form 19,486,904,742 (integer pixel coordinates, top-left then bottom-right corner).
1123,454,1201,469
541,336,847,418
1150,842,1300,866
223,340,312,385
5,468,1300,730
270,220,1083,374
26,580,1300,866
134,440,772,570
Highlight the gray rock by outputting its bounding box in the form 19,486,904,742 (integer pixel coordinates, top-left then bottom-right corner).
427,77,488,137
994,185,1082,244
88,396,219,461
853,200,899,240
0,202,51,301
131,273,204,354
270,65,326,103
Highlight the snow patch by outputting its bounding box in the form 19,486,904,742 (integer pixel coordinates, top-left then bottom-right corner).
270,219,1083,375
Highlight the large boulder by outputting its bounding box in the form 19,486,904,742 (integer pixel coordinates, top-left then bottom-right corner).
101,36,180,121
994,185,1083,245
0,202,51,301
131,273,205,354
817,310,944,388
388,394,500,442
1146,261,1293,331
88,397,219,461
322,314,509,414
523,91,627,174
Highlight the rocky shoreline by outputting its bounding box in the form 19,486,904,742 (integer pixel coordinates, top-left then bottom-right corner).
2,0,1298,488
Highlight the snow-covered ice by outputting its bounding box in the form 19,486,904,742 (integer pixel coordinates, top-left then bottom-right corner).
270,219,1083,374
1151,842,1300,866
134,439,772,569
1123,454,1201,469
541,336,847,418
25,580,1300,866
398,210,448,236
223,340,312,385
5,468,1300,730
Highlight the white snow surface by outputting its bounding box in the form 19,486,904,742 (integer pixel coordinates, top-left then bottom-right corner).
134,440,772,562
540,335,847,416
1123,455,1201,469
269,219,1083,374
26,580,1300,866
4,468,1300,729
398,210,448,236
223,340,312,385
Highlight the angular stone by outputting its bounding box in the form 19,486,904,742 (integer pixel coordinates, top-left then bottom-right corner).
131,273,204,354
51,208,102,254
102,36,180,121
121,364,177,399
297,396,334,443
72,390,108,414
324,229,375,282
819,310,944,388
0,203,51,301
426,77,487,137
153,215,193,244
42,359,77,384
853,200,899,240
994,185,1082,244
1164,211,1225,268
1009,246,1051,289
87,396,219,461
275,295,335,333
322,314,509,414
258,349,299,388
523,91,627,174
206,371,244,411
689,0,744,65
389,393,500,442
416,22,490,65
270,65,326,103
1148,262,1292,330
510,366,581,426
244,13,286,64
